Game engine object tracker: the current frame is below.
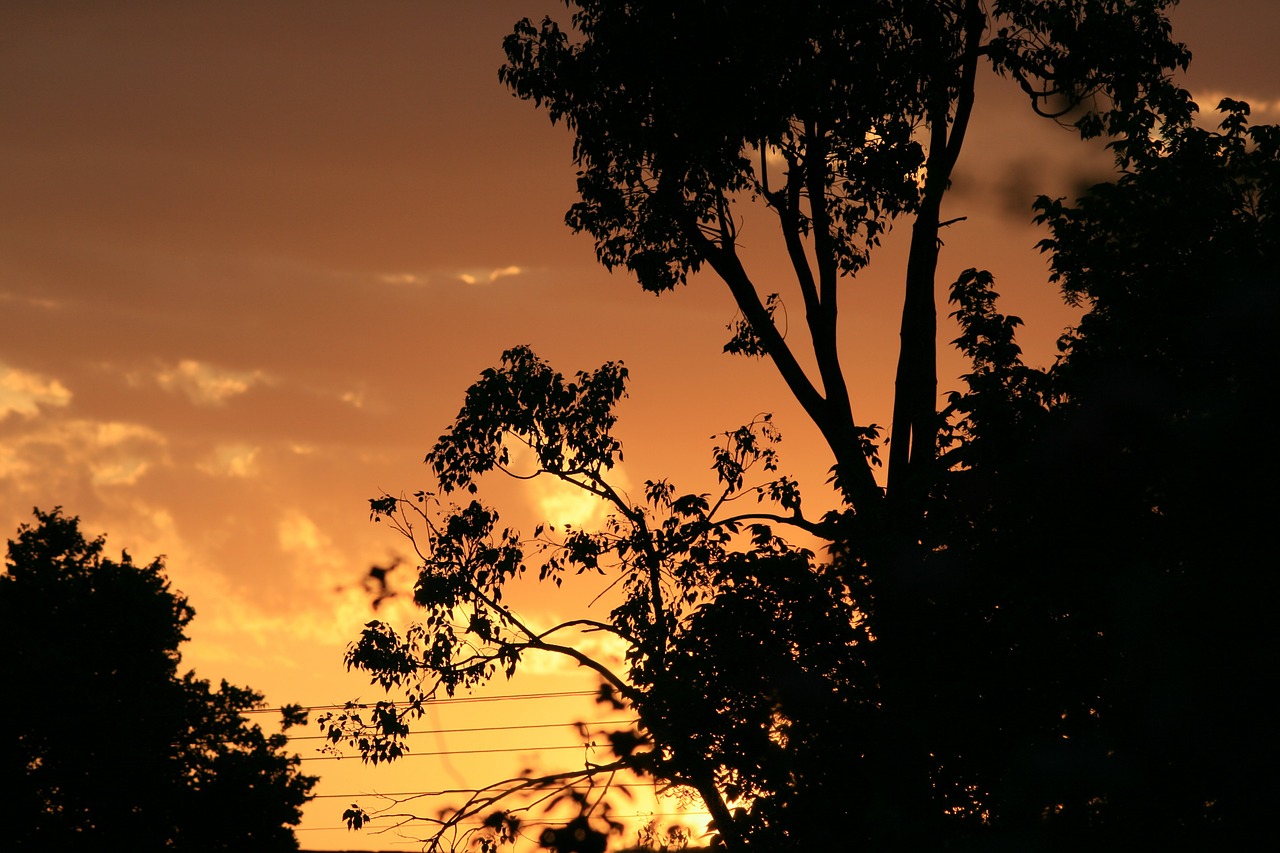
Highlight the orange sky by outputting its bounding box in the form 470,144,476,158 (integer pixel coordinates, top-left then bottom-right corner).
3,1,1278,849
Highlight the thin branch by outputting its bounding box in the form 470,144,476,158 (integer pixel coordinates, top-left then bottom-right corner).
536,618,632,642
711,511,827,539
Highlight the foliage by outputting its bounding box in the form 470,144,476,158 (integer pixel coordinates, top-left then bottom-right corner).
327,347,868,849
912,98,1280,847
0,508,317,851
1027,97,1277,843
499,0,1188,509
324,2,1280,850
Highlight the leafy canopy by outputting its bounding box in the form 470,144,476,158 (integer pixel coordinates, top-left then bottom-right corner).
1,508,317,851
499,0,1189,512
320,2,1280,851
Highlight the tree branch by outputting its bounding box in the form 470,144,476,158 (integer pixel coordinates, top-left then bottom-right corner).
689,228,881,509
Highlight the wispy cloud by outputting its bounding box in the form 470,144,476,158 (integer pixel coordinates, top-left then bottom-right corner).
1193,89,1280,122
458,265,526,285
197,444,261,478
504,440,625,531
151,359,269,406
0,418,167,487
277,509,345,574
378,272,424,285
0,291,62,311
0,365,72,419
376,266,529,287
92,422,168,485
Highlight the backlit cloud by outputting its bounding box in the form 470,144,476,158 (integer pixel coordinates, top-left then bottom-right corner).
197,444,261,478
488,265,524,281
505,440,626,531
153,359,269,406
458,265,526,285
0,365,72,419
1193,89,1280,122
0,291,62,311
378,272,424,285
85,422,168,487
518,615,630,677
277,509,347,581
0,419,167,489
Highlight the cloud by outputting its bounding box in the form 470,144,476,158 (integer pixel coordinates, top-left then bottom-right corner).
378,272,423,285
530,476,612,530
487,265,524,282
0,365,73,419
277,509,347,577
153,359,269,406
96,421,162,446
1192,89,1280,122
197,444,261,478
90,458,152,487
0,291,62,311
0,418,167,488
517,616,630,677
458,265,526,285
377,266,528,287
85,422,168,486
504,440,627,531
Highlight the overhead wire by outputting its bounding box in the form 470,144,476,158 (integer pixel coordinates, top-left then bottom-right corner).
250,689,676,837
286,718,638,743
309,781,665,799
293,811,710,834
242,688,600,715
300,744,594,762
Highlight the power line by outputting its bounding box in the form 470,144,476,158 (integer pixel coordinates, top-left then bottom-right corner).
244,689,599,715
310,781,664,799
287,718,637,743
294,811,709,833
300,744,592,762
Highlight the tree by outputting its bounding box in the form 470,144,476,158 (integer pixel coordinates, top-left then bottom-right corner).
321,2,1276,850
1026,98,1278,844
905,97,1279,846
0,508,318,851
497,0,1189,517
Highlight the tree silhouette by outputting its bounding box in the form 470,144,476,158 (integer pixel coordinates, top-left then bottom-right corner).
1031,98,1277,844
325,2,1279,849
1,508,317,851
909,98,1279,847
497,0,1189,517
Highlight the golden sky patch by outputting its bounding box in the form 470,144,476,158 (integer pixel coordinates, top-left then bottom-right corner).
0,365,72,418
197,443,261,479
154,359,269,406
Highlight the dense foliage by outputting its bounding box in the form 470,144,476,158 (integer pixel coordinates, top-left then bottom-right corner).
498,0,1189,511
326,2,1278,849
1,508,317,851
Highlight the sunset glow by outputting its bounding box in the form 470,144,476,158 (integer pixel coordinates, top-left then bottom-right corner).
4,1,1278,849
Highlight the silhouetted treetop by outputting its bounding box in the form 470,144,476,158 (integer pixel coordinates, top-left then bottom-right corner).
1,508,317,851
500,0,1189,511
324,4,1280,850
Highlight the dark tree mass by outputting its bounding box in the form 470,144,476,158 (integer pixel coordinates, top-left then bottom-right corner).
326,2,1278,850
1,509,318,851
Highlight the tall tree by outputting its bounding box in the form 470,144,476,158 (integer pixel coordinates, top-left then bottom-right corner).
0,508,318,851
910,97,1279,846
1030,98,1279,844
498,0,1189,518
323,3,1262,850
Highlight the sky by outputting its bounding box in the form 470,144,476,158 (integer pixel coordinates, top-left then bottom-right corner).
3,1,1278,849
